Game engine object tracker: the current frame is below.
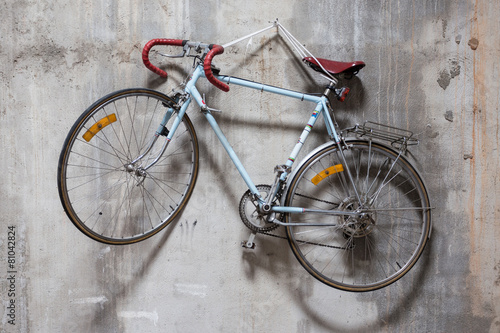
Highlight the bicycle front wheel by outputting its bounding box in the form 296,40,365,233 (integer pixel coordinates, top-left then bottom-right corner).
284,140,431,291
58,89,199,244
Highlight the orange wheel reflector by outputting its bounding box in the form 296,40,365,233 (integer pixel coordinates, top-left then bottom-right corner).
311,164,344,185
82,113,117,142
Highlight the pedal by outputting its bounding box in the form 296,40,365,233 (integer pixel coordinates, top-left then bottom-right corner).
241,232,256,249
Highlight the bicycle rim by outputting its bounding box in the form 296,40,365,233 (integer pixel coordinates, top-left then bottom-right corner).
284,141,431,291
58,89,199,244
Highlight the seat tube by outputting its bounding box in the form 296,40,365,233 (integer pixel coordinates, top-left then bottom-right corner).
285,101,324,168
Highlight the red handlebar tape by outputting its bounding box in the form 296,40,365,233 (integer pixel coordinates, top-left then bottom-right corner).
203,45,230,92
142,39,229,92
142,39,184,78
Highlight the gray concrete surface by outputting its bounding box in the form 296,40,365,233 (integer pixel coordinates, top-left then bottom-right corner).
1,0,499,332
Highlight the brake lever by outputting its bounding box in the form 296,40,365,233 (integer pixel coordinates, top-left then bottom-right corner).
157,42,212,59
156,44,190,58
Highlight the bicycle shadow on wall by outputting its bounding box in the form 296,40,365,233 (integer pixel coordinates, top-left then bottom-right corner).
143,33,366,134
236,214,433,331
144,63,186,91
288,236,433,331
275,33,367,114
85,218,184,330
239,224,298,278
229,32,366,117
135,31,429,328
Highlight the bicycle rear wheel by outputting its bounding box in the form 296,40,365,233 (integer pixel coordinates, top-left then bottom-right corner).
284,140,431,291
58,89,199,244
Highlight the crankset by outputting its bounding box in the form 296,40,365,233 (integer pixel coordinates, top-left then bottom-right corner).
238,184,281,233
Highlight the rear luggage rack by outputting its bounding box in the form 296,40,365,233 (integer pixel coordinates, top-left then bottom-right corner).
345,121,419,151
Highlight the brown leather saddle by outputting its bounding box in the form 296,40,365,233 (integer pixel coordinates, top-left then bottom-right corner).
303,57,365,78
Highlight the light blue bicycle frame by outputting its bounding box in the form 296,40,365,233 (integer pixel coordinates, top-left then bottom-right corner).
158,64,358,219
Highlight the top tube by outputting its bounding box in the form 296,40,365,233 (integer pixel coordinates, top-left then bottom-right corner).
215,75,323,104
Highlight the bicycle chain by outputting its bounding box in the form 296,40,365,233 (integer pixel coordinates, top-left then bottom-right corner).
258,228,349,250
240,189,347,250
294,192,339,207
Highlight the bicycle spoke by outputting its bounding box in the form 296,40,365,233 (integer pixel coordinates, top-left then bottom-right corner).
285,141,430,291
58,89,199,244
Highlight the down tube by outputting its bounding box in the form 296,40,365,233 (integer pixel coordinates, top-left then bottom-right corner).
202,110,260,196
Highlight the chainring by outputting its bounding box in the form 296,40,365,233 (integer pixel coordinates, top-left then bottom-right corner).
239,184,280,232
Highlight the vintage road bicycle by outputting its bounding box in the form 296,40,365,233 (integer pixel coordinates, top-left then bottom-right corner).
57,22,432,292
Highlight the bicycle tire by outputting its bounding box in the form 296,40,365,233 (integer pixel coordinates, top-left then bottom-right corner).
284,140,431,291
58,89,199,244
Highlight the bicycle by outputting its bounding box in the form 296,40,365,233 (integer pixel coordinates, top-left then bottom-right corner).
57,22,432,292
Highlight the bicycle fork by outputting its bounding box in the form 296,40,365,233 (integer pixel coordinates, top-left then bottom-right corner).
124,102,187,184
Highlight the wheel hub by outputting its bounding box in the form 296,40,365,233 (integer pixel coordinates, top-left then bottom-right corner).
338,197,376,238
125,163,147,185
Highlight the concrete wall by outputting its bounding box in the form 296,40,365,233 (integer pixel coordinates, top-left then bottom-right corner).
1,0,499,332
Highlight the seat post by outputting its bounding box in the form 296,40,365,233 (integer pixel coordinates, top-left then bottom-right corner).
323,81,337,98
